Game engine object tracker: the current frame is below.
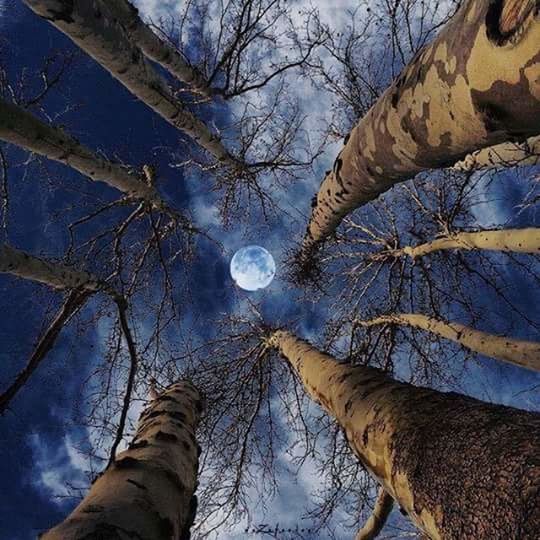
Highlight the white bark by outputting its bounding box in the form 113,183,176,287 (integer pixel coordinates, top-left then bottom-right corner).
22,0,237,166
357,314,540,372
0,98,167,207
391,228,540,259
0,244,103,291
42,380,203,540
101,0,214,97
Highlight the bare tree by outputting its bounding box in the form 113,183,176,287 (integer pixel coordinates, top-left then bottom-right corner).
22,0,239,168
265,330,540,539
354,488,393,540
42,380,203,539
355,313,540,372
299,0,540,264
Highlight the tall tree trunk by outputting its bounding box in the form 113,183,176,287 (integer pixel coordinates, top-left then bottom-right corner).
355,488,394,540
42,380,203,540
453,135,540,170
0,98,169,209
356,314,540,372
100,0,214,98
267,330,540,539
389,228,540,258
301,0,540,261
0,244,105,291
22,0,238,167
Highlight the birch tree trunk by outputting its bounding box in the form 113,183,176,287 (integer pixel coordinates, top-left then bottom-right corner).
453,135,540,171
389,228,540,258
355,488,394,540
22,0,238,167
356,314,540,372
0,98,168,208
0,244,105,291
42,380,203,540
268,331,540,539
301,0,540,260
100,0,214,98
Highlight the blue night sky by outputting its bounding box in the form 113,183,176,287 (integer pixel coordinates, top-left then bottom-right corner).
0,1,539,539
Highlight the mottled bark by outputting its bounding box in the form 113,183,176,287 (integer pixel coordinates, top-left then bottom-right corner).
453,135,540,170
0,98,168,208
268,331,540,539
390,228,540,258
302,0,540,260
357,314,540,372
101,0,213,97
0,244,105,291
22,0,237,167
42,380,203,540
355,488,394,540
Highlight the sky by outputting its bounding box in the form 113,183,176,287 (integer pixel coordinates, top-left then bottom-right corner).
0,1,539,539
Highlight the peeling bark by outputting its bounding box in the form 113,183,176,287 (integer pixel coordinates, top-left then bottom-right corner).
0,98,169,208
100,0,214,98
356,313,540,372
301,0,540,260
0,244,105,291
41,380,203,540
453,135,540,170
355,488,394,540
268,331,540,539
390,228,540,258
22,0,237,166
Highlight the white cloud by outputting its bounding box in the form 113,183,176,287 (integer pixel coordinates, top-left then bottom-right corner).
29,432,90,505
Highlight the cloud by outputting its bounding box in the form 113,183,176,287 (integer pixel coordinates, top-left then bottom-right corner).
28,432,90,505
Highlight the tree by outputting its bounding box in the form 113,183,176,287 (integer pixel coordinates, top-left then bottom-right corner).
354,488,394,540
0,244,138,420
299,0,540,264
22,0,239,168
266,329,540,538
355,313,540,372
41,380,203,539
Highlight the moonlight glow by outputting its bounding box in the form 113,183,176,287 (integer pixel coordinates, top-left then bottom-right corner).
230,246,276,291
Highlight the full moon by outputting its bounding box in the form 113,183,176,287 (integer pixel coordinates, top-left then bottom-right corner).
230,246,276,291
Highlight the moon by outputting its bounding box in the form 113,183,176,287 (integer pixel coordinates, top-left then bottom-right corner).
230,246,276,291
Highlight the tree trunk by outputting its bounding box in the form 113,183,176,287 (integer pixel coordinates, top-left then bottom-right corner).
355,488,394,540
453,135,540,170
22,0,237,167
100,0,214,98
356,314,540,372
268,330,540,539
390,228,540,258
0,244,105,291
0,98,169,209
301,0,540,260
41,380,203,540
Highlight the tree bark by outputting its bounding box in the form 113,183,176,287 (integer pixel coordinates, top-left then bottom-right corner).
0,98,170,208
355,488,394,540
356,314,540,372
390,228,540,258
453,135,540,171
41,380,203,540
22,0,237,167
301,0,540,260
0,244,105,291
268,330,540,539
100,0,214,98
